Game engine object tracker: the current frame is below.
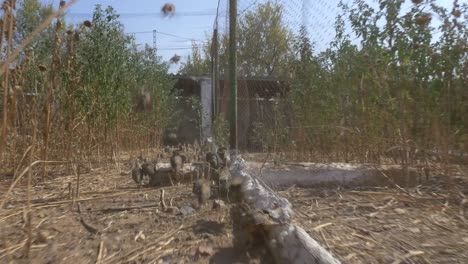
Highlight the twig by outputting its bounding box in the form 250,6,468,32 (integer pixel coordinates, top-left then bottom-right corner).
160,189,178,213
259,149,272,177
35,217,48,229
96,241,104,264
24,120,37,259
391,250,425,264
3,190,135,215
76,165,81,198
80,217,99,234
377,169,415,198
313,222,332,232
351,232,377,243
147,249,175,264
160,189,167,210
428,219,454,233
77,203,99,234
0,211,22,223
68,182,72,199
320,230,331,249
103,225,184,264
71,187,75,209
127,236,175,262
0,160,70,210
0,240,26,260
13,146,32,180
96,203,160,213
0,188,170,222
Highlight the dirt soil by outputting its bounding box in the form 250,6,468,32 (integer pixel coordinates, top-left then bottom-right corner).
0,163,467,264
0,166,274,264
284,176,468,264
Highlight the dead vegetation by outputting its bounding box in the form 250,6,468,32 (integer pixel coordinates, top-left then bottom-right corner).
0,0,467,263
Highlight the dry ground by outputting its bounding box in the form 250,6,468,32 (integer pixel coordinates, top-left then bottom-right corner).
0,162,467,264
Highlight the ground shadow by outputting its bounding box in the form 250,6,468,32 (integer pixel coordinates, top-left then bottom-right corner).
192,220,225,236
209,247,250,264
225,206,275,263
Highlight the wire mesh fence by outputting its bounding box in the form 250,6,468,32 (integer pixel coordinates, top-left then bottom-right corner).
210,0,467,164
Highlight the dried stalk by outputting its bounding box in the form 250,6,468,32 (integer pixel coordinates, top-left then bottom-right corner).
76,164,81,198
24,119,37,259
12,145,31,180
0,160,69,210
0,0,15,155
42,7,63,179
0,0,78,77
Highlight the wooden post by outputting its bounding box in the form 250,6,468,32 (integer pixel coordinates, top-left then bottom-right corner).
229,0,238,155
211,28,219,118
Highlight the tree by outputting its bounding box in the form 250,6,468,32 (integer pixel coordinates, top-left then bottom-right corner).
237,1,293,77
131,44,176,130
178,41,211,75
73,4,175,143
15,0,60,61
76,5,134,128
179,1,294,78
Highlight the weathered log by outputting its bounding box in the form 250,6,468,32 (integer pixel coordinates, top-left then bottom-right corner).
266,225,341,264
230,157,342,264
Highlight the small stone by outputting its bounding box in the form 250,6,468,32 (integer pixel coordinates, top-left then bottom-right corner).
368,212,379,218
212,200,225,210
179,205,195,216
394,208,407,214
198,245,214,256
440,249,456,255
36,231,48,243
408,227,421,233
165,207,180,214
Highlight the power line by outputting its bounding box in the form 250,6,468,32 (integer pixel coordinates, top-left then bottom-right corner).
238,0,260,16
170,39,209,43
155,47,194,50
126,31,153,34
157,31,197,41
126,30,202,42
66,11,217,18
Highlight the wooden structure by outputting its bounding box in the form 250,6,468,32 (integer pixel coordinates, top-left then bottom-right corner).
172,75,291,150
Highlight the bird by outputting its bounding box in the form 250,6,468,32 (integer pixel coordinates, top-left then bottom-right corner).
170,149,184,185
206,151,220,170
131,158,144,188
217,146,229,169
192,179,211,208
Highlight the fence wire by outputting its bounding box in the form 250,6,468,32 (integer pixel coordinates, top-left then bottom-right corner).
211,0,468,164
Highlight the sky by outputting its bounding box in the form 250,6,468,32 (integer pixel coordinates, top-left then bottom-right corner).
41,0,457,73
56,0,221,73
43,0,348,73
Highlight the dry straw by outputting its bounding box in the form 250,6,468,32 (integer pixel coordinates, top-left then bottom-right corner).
0,0,78,77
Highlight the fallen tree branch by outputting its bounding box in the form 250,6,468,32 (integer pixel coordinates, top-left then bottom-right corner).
95,203,160,213
231,157,342,264
77,203,100,235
